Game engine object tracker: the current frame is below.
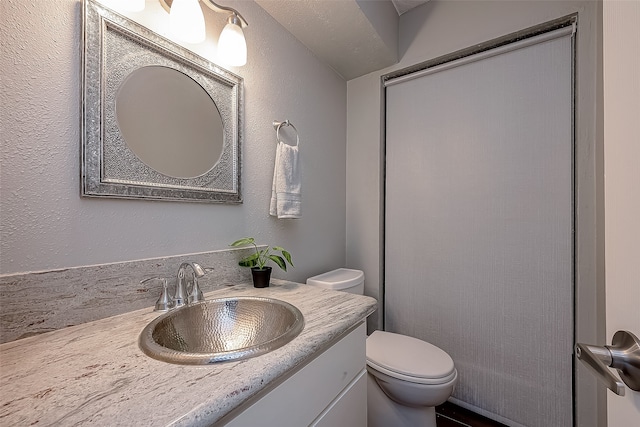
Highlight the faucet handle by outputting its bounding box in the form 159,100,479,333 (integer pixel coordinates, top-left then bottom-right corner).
188,277,205,304
174,269,188,308
141,277,173,312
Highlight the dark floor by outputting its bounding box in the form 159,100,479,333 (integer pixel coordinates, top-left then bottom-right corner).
436,402,507,427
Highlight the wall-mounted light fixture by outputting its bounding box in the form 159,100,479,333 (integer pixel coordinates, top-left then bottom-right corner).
160,0,248,66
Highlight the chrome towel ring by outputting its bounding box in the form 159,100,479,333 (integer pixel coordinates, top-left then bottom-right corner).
273,120,299,146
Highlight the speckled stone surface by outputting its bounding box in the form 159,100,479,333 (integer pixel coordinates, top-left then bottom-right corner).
0,248,255,343
0,280,377,426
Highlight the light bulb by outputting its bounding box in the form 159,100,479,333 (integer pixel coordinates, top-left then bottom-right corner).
218,15,247,66
169,0,206,44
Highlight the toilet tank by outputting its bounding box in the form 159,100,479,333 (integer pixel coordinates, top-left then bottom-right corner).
306,268,364,295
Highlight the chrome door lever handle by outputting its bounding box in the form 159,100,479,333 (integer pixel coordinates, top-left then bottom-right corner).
576,342,625,395
576,330,640,396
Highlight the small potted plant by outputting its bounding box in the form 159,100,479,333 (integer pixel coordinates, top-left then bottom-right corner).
230,237,294,288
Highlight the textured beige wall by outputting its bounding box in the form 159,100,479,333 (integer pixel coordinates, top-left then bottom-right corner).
0,0,347,282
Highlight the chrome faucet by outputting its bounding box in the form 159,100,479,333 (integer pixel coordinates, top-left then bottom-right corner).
173,262,206,308
142,262,207,312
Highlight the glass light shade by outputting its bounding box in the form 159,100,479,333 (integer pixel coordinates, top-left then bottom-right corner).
169,0,206,44
123,0,145,12
218,20,247,66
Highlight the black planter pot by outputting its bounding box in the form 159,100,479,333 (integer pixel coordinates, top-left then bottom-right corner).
251,266,272,288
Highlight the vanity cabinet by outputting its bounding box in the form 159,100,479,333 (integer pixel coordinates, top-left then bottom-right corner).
223,322,367,427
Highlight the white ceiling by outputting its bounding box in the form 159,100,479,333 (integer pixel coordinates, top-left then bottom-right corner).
255,0,430,80
391,0,430,15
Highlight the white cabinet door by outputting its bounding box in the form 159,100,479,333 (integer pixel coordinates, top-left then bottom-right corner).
224,322,366,427
312,370,367,427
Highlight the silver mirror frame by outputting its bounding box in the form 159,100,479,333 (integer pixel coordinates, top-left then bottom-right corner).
82,0,243,203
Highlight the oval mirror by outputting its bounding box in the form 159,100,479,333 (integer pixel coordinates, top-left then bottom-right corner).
115,66,224,179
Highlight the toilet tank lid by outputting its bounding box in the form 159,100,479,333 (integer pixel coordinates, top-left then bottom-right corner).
366,330,455,381
306,268,364,290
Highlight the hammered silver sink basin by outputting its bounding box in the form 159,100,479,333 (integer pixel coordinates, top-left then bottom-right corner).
139,296,304,365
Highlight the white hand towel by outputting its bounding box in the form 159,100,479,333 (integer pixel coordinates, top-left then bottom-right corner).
270,141,301,219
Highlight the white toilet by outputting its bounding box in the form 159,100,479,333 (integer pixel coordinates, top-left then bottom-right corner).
307,268,458,427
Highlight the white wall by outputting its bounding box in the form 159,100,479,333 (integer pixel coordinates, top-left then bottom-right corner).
603,0,640,424
0,0,347,282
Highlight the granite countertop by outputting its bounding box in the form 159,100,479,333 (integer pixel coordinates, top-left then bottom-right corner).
0,281,377,426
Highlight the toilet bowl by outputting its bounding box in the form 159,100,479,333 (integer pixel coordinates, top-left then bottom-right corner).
307,269,458,427
366,330,457,427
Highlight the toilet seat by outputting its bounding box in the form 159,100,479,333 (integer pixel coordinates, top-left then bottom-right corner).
366,330,456,385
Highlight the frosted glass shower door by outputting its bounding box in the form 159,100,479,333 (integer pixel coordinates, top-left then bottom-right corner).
384,29,573,426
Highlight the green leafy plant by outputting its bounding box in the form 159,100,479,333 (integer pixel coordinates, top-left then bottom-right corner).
230,237,294,272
